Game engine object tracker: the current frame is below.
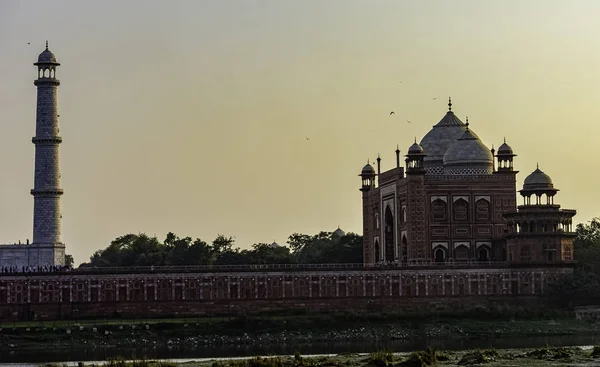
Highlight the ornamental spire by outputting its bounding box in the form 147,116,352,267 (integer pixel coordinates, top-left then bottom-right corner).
448,97,452,111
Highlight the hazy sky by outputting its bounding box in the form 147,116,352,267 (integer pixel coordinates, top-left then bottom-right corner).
1,1,599,264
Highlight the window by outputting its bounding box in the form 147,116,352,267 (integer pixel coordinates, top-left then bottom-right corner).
520,246,531,262
454,245,469,261
431,199,447,222
564,246,572,261
475,199,490,221
375,213,380,229
454,199,469,222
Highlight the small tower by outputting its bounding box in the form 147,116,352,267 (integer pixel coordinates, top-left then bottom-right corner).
359,161,376,192
31,42,65,266
496,138,517,173
503,166,576,263
405,139,426,174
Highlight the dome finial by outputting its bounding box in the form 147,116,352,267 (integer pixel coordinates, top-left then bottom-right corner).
396,144,400,152
45,40,48,50
537,162,539,169
448,97,452,111
414,137,417,144
504,137,506,143
465,116,469,130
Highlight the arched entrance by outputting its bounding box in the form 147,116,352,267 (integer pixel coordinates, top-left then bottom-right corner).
384,206,395,262
374,239,380,262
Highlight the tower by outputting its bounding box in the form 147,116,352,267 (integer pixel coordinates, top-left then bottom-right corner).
31,42,65,266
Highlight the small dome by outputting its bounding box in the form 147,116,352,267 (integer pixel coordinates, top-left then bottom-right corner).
332,227,346,238
361,163,375,176
443,128,493,173
270,241,279,248
34,43,60,66
523,166,555,191
408,141,425,155
497,140,514,155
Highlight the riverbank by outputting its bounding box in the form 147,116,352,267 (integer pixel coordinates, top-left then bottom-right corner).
22,346,600,367
1,313,600,351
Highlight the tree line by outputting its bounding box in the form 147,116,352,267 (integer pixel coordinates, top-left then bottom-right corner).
79,230,362,268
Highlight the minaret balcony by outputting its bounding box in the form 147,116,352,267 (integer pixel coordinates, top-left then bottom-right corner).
34,79,60,86
31,188,64,196
32,136,62,144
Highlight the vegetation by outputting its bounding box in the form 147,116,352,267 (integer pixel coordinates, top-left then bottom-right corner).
80,230,361,268
46,347,600,367
550,217,600,306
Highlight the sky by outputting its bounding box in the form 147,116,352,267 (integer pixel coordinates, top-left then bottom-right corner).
1,0,599,264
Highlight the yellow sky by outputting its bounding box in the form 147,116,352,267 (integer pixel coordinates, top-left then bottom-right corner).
1,1,599,264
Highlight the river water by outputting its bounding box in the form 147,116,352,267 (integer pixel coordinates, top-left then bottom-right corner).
1,335,600,364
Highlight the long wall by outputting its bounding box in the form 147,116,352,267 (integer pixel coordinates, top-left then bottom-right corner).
0,264,572,321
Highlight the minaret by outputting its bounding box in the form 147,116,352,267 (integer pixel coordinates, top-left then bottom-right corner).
31,41,65,265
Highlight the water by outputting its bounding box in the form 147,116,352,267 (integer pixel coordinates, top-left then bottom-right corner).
1,335,599,364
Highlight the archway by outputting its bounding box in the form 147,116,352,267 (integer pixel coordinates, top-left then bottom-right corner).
384,206,395,262
434,248,445,263
478,247,490,262
374,239,380,262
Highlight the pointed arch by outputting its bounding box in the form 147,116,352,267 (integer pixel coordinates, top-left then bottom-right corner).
454,245,469,262
434,247,446,263
384,205,395,262
478,247,490,261
475,198,490,221
453,199,469,222
431,199,447,222
374,238,381,262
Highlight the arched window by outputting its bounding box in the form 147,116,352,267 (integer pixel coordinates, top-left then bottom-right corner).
375,212,380,229
384,206,395,262
431,199,447,222
402,206,407,223
434,248,446,263
454,245,469,261
478,247,490,261
475,199,490,221
401,235,408,261
453,199,469,222
374,239,381,262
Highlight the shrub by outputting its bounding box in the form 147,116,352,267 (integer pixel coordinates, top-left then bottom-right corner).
368,351,394,367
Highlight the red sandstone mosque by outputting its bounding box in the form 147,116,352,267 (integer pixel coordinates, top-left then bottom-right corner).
359,98,576,266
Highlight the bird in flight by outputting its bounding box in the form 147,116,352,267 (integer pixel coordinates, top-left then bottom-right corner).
407,120,412,124
399,81,403,83
27,42,30,45
390,111,395,115
305,137,310,141
432,97,438,100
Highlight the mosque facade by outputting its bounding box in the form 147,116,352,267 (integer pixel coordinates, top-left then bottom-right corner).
359,99,576,266
0,44,65,268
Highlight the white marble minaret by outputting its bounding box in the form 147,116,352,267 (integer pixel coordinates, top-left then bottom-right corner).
30,41,65,266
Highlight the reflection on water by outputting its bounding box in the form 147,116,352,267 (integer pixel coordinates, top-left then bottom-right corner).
1,335,600,364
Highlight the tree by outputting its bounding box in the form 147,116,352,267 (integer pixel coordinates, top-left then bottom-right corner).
65,254,74,267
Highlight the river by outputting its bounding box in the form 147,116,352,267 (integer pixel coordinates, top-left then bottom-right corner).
1,335,599,364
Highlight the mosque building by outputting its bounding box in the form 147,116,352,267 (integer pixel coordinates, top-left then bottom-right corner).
359,99,576,265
